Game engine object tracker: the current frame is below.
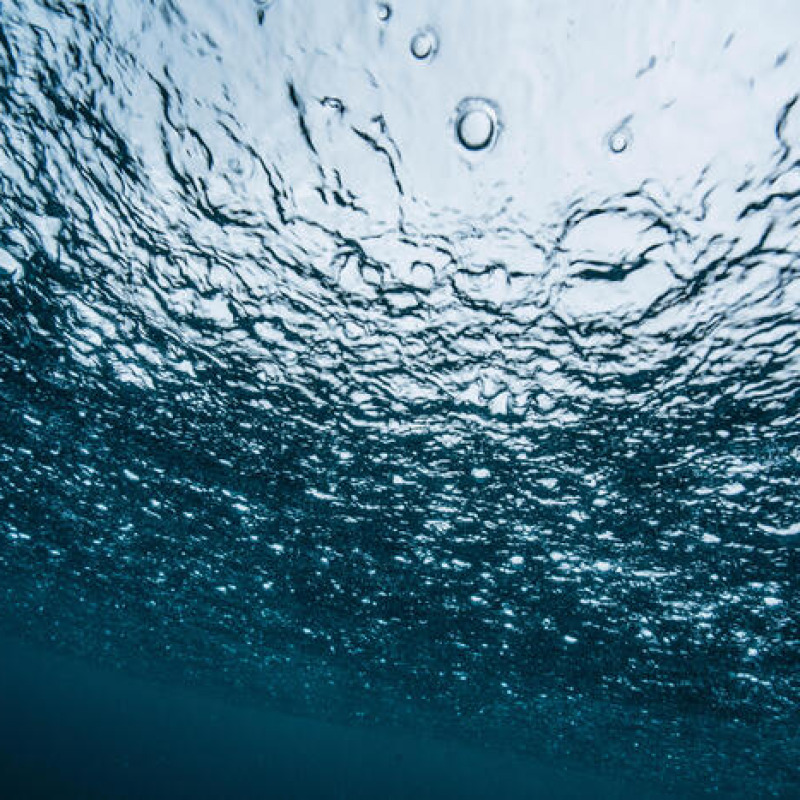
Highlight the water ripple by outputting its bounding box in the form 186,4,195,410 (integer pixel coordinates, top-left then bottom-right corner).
1,1,799,797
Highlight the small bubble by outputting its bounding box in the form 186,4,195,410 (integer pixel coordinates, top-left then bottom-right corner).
455,98,499,153
410,28,438,60
321,96,345,114
609,127,631,154
471,466,491,481
377,3,391,22
470,594,488,606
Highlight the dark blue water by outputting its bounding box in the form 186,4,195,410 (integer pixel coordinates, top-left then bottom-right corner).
1,1,799,798
1,634,673,800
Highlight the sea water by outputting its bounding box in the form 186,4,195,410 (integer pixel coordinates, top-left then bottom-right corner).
0,1,798,798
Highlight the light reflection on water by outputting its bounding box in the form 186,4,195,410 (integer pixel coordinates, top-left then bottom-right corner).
0,1,798,797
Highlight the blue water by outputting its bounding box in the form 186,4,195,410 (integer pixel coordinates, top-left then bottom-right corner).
0,1,798,797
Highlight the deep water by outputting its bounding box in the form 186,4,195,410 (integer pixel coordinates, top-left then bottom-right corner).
0,634,671,800
0,1,799,798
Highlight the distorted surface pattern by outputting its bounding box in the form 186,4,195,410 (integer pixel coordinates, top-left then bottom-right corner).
1,1,798,797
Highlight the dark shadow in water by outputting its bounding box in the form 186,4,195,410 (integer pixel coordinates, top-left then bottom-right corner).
0,634,670,800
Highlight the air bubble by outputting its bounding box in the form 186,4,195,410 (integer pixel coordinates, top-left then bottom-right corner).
609,128,631,154
455,98,499,152
321,96,345,114
410,28,438,60
377,3,391,22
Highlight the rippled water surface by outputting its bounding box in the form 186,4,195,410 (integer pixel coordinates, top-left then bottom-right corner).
1,1,799,797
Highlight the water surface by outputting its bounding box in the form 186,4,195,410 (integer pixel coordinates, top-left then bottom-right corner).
0,1,798,797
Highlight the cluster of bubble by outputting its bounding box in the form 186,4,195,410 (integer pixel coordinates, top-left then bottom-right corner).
378,3,499,154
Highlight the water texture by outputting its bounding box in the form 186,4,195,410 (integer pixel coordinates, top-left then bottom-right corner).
0,1,799,797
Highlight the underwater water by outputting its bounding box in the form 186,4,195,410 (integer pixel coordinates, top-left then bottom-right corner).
0,0,799,797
